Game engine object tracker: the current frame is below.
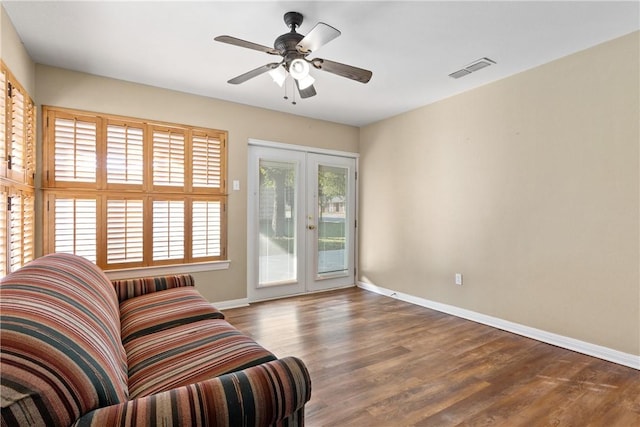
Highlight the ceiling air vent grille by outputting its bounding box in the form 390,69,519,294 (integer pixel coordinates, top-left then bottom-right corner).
449,57,496,79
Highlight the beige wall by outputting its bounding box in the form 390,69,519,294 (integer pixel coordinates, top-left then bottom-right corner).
359,31,640,356
1,6,35,95
35,65,359,302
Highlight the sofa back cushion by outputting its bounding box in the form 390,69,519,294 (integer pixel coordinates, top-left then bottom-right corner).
111,274,196,302
0,253,128,427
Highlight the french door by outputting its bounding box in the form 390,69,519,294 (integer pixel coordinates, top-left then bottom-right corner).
248,144,356,301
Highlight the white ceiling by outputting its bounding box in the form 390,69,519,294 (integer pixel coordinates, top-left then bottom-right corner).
3,1,639,127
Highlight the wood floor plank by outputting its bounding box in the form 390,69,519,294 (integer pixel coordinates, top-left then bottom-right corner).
223,288,640,426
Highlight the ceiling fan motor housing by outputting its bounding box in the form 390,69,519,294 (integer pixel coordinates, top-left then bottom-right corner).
273,29,306,69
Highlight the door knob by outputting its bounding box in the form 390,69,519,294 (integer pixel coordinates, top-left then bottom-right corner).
308,224,316,230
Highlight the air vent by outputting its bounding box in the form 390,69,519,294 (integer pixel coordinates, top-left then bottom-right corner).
449,57,496,79
448,69,471,79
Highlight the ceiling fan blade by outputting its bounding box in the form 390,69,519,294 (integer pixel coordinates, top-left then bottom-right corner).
311,58,372,83
297,23,341,54
214,35,279,55
228,63,280,85
295,80,317,99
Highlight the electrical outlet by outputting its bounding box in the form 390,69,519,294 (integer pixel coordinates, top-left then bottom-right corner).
455,273,463,286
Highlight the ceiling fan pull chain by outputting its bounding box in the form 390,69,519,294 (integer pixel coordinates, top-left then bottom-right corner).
283,76,289,100
292,78,297,105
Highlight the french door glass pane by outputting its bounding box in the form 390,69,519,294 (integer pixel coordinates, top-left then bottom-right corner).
317,165,348,276
259,160,297,286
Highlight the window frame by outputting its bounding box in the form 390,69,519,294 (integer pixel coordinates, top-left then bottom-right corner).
42,106,228,271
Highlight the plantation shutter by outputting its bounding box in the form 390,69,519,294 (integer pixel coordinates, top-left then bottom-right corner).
54,197,97,262
43,106,227,270
0,188,7,276
106,198,144,264
192,200,222,258
107,123,143,185
9,83,24,174
0,70,6,174
8,192,22,272
153,199,184,261
1,65,36,277
54,116,97,183
8,190,32,272
192,132,223,189
21,191,34,266
191,131,225,260
25,99,35,185
153,128,184,187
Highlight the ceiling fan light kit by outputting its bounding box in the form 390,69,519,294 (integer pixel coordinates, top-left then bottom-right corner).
289,58,310,80
297,74,315,90
268,66,287,87
214,11,372,102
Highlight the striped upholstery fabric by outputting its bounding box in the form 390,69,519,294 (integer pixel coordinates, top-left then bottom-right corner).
120,286,225,344
75,357,311,427
0,253,128,427
112,274,195,302
126,319,277,398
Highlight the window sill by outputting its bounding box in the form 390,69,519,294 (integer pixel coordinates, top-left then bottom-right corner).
104,260,231,280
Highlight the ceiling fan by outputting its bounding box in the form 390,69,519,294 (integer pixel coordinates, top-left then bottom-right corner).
214,11,372,100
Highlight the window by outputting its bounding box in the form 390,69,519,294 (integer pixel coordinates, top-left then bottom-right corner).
0,62,36,278
43,106,227,270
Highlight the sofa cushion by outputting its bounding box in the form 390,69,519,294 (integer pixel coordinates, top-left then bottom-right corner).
0,253,128,427
125,319,277,398
120,287,225,344
75,357,312,427
112,274,196,303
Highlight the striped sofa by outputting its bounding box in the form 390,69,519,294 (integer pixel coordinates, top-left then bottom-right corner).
1,253,311,426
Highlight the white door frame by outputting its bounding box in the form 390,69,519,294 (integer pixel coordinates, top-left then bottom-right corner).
247,139,359,302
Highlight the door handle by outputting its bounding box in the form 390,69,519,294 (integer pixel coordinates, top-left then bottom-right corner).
308,224,316,230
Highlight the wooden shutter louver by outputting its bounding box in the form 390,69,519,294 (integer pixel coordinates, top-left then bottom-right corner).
9,84,25,176
0,188,7,276
107,123,143,185
25,99,35,185
0,70,6,176
152,199,184,261
21,191,34,266
107,198,144,264
153,129,184,187
192,200,222,258
54,197,97,262
193,133,223,189
54,117,97,183
8,194,21,272
8,190,35,271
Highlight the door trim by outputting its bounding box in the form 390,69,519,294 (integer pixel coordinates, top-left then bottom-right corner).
249,138,359,159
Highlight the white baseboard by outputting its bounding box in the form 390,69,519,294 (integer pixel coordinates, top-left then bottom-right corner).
212,298,249,310
358,281,640,370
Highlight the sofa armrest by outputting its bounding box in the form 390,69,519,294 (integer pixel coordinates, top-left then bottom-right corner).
74,357,312,427
111,274,195,302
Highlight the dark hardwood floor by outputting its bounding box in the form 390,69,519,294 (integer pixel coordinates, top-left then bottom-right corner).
223,287,640,426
